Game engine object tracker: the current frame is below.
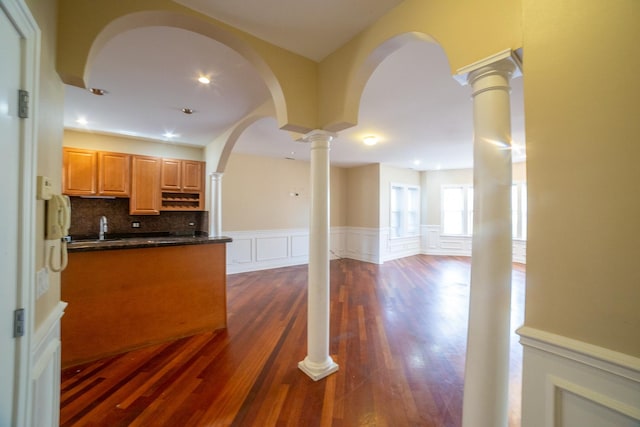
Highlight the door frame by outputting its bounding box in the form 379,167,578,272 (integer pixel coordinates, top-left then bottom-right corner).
1,0,40,425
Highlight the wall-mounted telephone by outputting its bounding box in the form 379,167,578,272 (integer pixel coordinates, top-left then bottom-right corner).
46,194,71,272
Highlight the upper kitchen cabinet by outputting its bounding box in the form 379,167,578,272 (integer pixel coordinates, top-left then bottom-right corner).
63,148,97,195
160,159,205,211
98,151,130,197
63,147,130,197
161,159,204,192
130,155,161,215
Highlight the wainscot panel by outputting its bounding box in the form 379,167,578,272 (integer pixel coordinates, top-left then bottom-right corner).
518,326,640,427
422,225,527,264
31,302,66,427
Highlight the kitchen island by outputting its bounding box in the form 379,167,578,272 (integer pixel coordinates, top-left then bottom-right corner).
61,235,231,368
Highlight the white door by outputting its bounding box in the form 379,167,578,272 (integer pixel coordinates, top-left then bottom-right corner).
0,4,23,424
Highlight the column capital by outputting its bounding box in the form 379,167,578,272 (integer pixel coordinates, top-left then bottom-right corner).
210,172,224,181
453,49,522,87
299,129,337,144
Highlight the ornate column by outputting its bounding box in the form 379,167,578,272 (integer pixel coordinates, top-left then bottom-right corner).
209,172,223,237
455,51,520,427
298,130,339,381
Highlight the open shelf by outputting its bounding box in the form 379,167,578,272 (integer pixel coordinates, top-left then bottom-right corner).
161,192,203,211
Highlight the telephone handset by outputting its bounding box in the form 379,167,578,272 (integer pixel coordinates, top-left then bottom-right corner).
46,195,71,272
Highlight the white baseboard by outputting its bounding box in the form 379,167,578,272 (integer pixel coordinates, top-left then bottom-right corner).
518,326,640,427
31,302,66,427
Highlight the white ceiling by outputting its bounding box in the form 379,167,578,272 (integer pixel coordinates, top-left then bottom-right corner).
63,0,525,171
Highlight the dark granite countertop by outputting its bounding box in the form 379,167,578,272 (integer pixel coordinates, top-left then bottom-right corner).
67,233,232,253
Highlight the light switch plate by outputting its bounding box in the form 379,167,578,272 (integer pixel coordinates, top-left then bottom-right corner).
36,267,49,299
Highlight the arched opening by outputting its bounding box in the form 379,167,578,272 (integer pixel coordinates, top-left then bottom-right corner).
74,10,288,137
339,33,527,425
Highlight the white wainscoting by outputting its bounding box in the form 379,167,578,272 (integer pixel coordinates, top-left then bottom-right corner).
384,233,422,262
31,301,66,427
345,227,381,264
422,225,527,264
226,229,311,274
518,326,640,427
225,225,525,273
225,227,378,273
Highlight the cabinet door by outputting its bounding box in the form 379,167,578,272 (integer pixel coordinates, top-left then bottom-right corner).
98,152,130,196
130,156,160,215
63,148,97,195
160,159,182,191
182,160,204,192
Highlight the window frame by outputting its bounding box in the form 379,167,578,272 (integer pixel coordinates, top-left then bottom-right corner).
389,183,421,239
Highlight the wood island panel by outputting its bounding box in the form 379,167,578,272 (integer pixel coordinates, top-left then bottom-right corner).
61,243,227,368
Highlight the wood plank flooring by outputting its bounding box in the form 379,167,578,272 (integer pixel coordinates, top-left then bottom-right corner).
60,255,525,426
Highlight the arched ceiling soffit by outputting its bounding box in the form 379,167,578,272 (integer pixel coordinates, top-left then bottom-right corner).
215,114,273,173
331,32,446,132
79,10,289,132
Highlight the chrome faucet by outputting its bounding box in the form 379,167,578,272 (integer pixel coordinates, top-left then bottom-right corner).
99,216,108,241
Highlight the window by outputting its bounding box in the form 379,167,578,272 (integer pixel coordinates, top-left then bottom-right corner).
512,182,527,240
441,183,527,240
390,184,420,238
442,186,473,235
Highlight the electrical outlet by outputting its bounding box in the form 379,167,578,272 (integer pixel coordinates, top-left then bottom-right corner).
131,221,141,228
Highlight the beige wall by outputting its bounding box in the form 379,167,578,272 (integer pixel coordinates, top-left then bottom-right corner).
346,164,380,228
221,153,347,231
63,129,204,160
27,0,65,329
523,0,640,356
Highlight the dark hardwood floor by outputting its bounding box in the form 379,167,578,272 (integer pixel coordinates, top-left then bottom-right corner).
60,255,525,426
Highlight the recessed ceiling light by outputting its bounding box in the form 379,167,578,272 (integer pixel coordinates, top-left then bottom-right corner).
197,76,210,85
363,135,378,146
76,117,88,125
413,160,421,166
163,131,179,139
88,88,106,95
181,108,194,115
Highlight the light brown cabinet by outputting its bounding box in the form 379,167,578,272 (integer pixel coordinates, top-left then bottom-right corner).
130,155,161,215
63,148,97,195
160,158,205,211
63,148,130,197
98,151,130,196
161,159,204,192
63,147,205,213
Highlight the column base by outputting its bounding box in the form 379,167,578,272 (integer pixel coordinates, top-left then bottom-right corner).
298,356,339,381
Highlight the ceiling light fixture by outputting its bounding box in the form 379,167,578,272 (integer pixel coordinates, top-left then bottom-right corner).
76,117,88,125
181,108,194,115
88,88,106,95
363,135,378,146
198,76,210,85
163,131,179,139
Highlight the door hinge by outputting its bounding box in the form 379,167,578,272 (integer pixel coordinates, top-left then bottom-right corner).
18,89,29,119
14,308,25,337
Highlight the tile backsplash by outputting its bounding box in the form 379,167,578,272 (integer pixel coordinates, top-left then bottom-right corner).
69,197,208,237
